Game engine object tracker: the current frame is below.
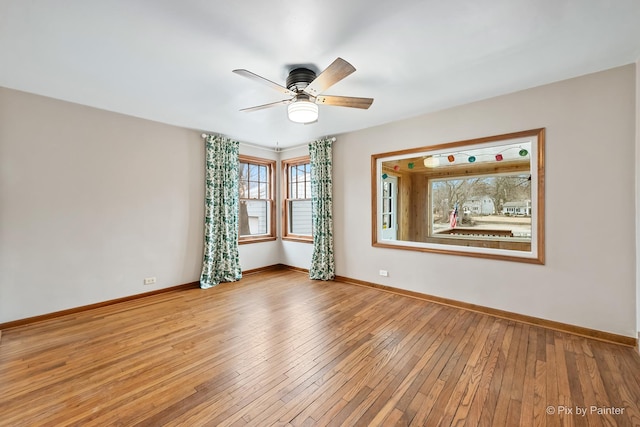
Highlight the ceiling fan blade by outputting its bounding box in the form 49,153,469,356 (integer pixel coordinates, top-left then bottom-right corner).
233,69,296,96
315,95,374,109
239,99,292,112
303,57,356,97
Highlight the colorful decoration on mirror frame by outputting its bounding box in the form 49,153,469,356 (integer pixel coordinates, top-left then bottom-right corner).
393,165,400,171
382,173,388,179
408,162,414,169
447,155,455,162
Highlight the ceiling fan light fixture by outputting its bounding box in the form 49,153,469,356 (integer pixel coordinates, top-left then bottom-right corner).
287,99,318,124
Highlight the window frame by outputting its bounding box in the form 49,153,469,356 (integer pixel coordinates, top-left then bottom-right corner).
371,128,545,264
238,155,276,244
282,155,313,243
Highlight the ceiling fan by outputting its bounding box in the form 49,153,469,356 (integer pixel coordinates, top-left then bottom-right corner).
233,57,374,124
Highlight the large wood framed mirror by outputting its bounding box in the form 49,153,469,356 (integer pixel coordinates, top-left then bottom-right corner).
371,128,545,264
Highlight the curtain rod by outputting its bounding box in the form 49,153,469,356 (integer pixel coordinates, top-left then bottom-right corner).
200,134,336,152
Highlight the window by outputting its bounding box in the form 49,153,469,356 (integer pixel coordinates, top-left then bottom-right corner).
238,155,276,243
282,156,313,242
372,128,545,264
430,174,531,238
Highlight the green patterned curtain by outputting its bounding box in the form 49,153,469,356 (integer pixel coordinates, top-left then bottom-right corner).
200,135,242,289
309,137,335,280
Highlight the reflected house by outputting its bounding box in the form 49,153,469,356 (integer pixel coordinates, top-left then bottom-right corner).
502,200,531,216
462,197,495,216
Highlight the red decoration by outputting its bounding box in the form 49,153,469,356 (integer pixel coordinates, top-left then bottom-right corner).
495,154,503,161
393,165,400,171
447,155,455,162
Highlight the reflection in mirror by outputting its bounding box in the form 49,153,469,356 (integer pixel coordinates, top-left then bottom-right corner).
372,129,544,263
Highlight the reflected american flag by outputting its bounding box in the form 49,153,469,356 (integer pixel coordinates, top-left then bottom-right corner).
449,203,458,228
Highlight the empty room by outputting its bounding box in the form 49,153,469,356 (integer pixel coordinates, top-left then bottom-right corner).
1,1,640,426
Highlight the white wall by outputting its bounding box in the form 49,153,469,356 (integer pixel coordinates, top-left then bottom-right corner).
0,88,204,323
333,64,637,338
636,59,640,336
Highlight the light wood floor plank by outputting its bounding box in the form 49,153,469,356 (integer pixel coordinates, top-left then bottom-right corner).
1,269,639,426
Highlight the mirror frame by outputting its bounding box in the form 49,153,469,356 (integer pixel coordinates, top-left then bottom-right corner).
371,128,545,264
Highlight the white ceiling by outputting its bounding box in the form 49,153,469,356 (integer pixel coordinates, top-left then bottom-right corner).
1,1,639,148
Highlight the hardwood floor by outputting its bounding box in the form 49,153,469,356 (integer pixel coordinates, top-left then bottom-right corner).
1,269,639,426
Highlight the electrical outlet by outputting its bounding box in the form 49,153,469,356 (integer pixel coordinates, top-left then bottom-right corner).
379,270,389,277
144,277,156,285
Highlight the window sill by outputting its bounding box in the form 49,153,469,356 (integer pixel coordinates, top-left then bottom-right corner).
239,236,277,245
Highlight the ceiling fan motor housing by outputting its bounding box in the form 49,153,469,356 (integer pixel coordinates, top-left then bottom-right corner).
286,68,317,92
